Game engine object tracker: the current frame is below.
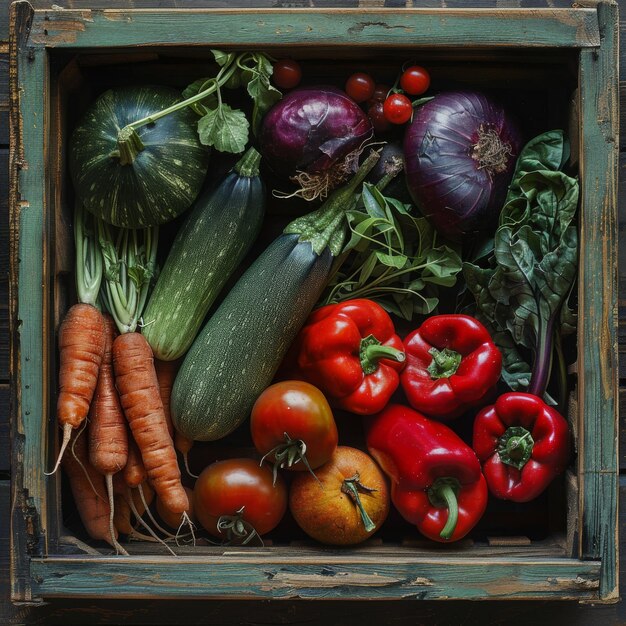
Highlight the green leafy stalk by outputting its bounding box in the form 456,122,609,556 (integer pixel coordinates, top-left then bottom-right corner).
284,149,381,257
322,183,462,320
463,130,579,401
98,221,158,334
74,203,103,307
118,49,281,158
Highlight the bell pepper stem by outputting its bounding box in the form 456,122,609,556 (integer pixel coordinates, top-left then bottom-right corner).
427,477,461,540
360,334,405,375
497,426,535,470
342,476,376,533
438,484,459,541
427,347,462,379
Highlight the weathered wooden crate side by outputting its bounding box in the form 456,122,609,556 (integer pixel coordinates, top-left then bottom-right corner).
577,0,620,602
7,0,620,604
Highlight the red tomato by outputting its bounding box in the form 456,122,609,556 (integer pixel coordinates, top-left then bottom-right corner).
399,65,430,96
369,83,391,103
193,458,287,541
383,93,413,125
251,381,338,473
367,100,391,134
345,72,376,103
272,59,302,90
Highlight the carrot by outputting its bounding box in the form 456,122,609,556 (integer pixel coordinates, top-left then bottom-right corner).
154,358,181,438
174,431,198,479
155,358,198,479
88,314,128,553
124,436,147,488
50,303,106,474
113,332,189,515
156,486,195,530
114,482,154,535
62,428,115,547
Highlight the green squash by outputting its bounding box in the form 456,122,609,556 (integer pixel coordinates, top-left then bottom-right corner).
69,85,209,228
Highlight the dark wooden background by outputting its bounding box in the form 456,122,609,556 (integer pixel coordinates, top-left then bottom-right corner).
1,1,624,624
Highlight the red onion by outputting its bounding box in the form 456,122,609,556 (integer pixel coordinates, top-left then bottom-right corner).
259,86,373,199
403,91,522,241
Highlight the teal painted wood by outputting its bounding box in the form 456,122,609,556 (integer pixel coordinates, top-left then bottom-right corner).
27,8,601,49
29,556,601,601
577,1,620,602
10,1,48,603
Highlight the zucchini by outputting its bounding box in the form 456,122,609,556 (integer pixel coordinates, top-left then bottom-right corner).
171,150,381,441
143,148,265,361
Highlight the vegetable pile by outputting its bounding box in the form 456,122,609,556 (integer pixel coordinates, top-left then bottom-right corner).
57,51,578,553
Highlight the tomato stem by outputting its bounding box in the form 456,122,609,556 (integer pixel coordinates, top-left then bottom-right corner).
341,474,377,533
216,506,263,546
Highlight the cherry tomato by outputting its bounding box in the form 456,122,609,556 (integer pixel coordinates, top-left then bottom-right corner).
272,59,302,90
345,72,376,103
193,458,287,541
383,93,413,125
251,381,338,473
367,100,391,134
399,65,430,96
369,83,391,104
289,446,390,546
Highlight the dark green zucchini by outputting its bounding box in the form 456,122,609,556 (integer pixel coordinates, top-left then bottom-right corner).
142,148,265,361
69,85,209,228
171,150,381,441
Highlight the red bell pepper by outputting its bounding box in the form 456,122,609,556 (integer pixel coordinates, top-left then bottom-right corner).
472,392,569,502
281,299,406,415
401,314,502,420
366,404,488,542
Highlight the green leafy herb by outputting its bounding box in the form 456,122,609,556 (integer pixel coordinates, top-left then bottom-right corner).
197,103,249,154
463,130,579,405
322,183,462,319
179,50,281,154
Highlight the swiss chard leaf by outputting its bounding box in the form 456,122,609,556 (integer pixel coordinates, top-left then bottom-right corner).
464,130,579,399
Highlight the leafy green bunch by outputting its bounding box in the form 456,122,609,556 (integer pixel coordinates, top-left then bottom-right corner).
322,183,463,320
183,49,282,154
463,130,579,404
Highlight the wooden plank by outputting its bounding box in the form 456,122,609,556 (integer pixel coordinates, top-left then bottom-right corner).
0,483,618,624
1,147,8,382
619,152,626,378
0,54,7,145
0,385,9,471
9,0,47,603
27,8,601,49
30,555,601,601
577,1,620,602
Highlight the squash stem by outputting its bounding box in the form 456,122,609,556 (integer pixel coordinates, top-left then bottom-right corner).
122,61,239,134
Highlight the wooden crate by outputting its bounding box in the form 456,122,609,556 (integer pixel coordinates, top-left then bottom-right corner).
8,0,619,603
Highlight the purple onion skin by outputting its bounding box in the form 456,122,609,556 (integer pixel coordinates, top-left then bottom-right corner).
403,91,522,241
259,86,373,178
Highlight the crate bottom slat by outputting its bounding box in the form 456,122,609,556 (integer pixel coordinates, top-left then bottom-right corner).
29,555,601,601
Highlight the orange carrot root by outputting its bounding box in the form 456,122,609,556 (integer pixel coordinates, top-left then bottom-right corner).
154,358,182,439
49,303,106,474
113,333,188,515
174,431,198,479
62,428,116,548
124,436,147,488
87,314,129,554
